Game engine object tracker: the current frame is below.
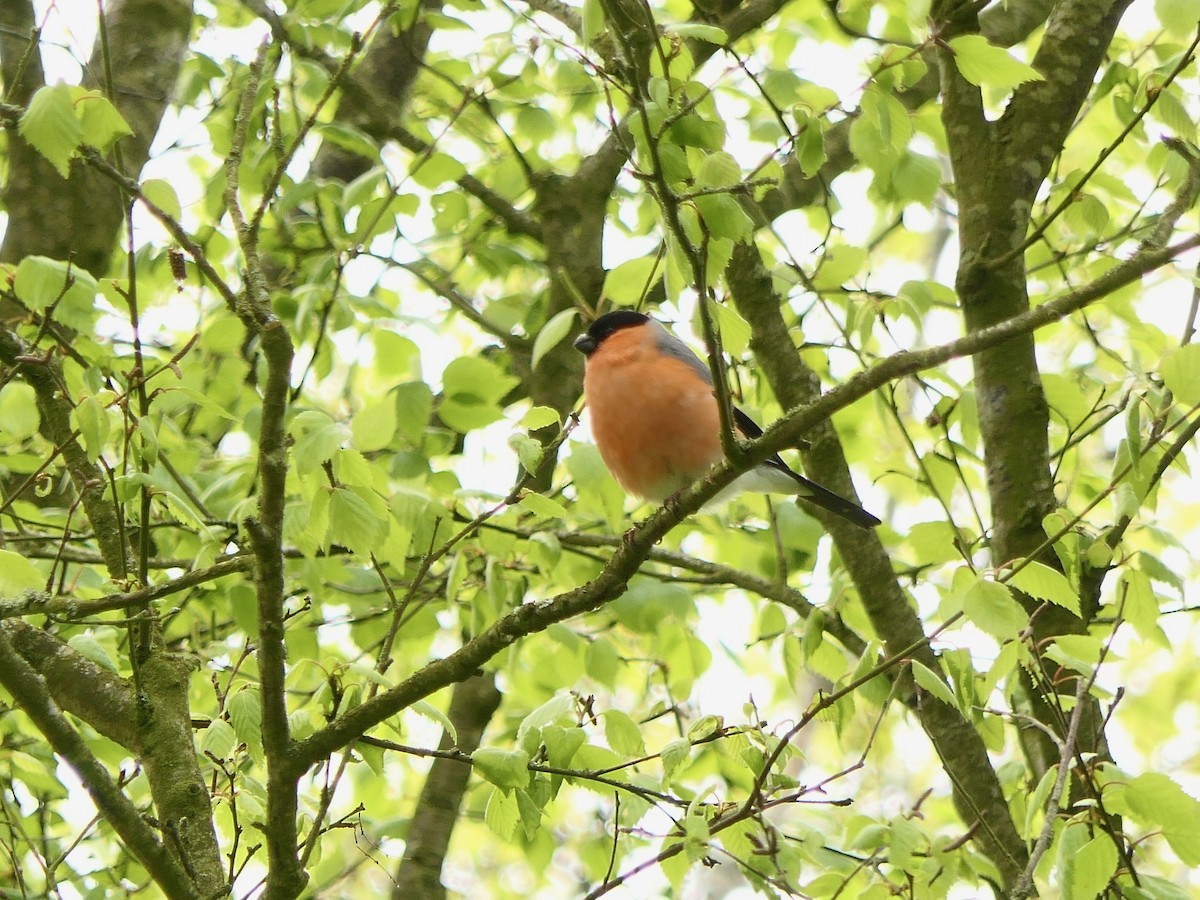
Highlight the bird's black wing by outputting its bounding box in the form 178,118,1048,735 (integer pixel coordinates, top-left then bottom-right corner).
732,407,880,528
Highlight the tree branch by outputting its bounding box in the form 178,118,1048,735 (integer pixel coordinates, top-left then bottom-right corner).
0,625,203,898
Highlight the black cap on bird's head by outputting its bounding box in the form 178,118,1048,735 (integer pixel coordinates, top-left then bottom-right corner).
573,310,650,356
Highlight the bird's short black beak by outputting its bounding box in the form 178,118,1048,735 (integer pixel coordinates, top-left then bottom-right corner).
573,333,596,355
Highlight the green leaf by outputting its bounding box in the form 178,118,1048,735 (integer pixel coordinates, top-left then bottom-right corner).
410,151,466,188
542,725,586,767
693,193,754,241
1120,569,1162,643
394,382,433,444
1125,772,1200,865
74,394,110,461
603,256,662,307
1156,0,1200,35
484,786,519,839
327,488,387,555
1024,765,1058,838
509,433,544,474
911,660,957,708
517,693,575,740
696,151,741,188
76,91,132,150
516,491,568,520
963,578,1028,639
201,719,237,759
411,700,456,745
1044,634,1106,676
664,23,727,43
948,35,1045,90
520,406,561,431
13,255,99,329
1007,561,1081,615
19,83,84,178
0,550,43,595
531,308,578,371
0,383,39,442
515,788,543,840
581,0,605,44
140,178,183,221
660,738,691,783
908,521,960,565
473,747,531,790
67,633,118,672
351,399,398,452
291,410,349,474
707,299,751,356
1161,343,1200,405
1061,829,1118,900
229,690,263,750
602,709,646,756
439,356,519,433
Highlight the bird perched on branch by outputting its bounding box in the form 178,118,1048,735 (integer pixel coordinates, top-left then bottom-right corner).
573,310,880,528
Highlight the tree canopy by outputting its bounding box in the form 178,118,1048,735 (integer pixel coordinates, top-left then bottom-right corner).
1,0,1199,897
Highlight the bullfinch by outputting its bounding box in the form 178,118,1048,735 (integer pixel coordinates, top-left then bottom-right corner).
573,310,880,528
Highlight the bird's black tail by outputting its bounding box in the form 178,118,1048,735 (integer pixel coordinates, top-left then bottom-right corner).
793,475,881,529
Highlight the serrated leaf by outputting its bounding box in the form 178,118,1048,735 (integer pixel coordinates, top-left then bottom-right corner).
67,633,117,672
542,725,586,767
1125,772,1200,865
516,491,568,520
602,709,646,757
19,83,84,178
0,550,43,595
515,788,543,840
581,0,605,44
1156,0,1200,36
229,690,263,749
141,179,183,221
410,151,465,188
327,487,387,555
531,308,578,371
484,786,519,839
411,700,457,745
1161,343,1200,405
351,399,398,452
661,737,691,783
13,256,99,328
1045,634,1106,676
603,256,662,307
136,416,159,466
516,692,575,744
1007,560,1080,615
0,382,39,441
291,410,349,474
169,387,237,421
948,35,1045,90
76,91,132,150
520,406,561,431
509,433,544,475
665,23,727,43
201,719,237,759
1062,830,1118,900
911,660,957,708
74,394,110,461
440,356,519,432
1120,569,1161,642
963,578,1028,639
693,193,754,241
473,747,531,790
707,299,751,356
696,151,741,188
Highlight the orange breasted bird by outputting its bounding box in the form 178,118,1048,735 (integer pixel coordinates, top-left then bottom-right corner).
573,310,880,528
